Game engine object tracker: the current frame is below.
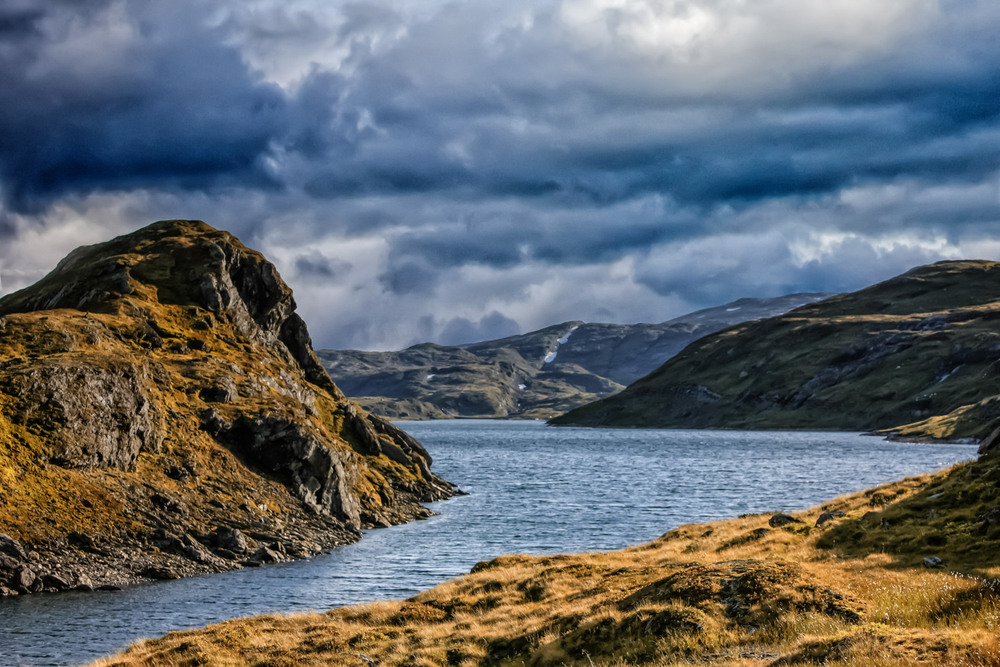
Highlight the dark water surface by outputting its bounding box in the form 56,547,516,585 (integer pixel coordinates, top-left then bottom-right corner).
0,421,977,666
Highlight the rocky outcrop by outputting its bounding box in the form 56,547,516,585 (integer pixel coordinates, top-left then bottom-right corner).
0,356,165,470
0,219,458,596
318,293,829,420
205,410,363,527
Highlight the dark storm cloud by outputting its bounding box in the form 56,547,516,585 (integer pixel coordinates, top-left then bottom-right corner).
3,0,1000,350
294,252,352,280
5,0,999,228
0,7,43,37
0,2,288,210
378,261,440,296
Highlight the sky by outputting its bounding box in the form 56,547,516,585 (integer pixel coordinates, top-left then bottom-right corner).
0,0,998,350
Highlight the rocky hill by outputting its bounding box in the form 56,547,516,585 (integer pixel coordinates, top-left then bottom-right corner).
318,293,829,420
0,220,457,596
553,260,1000,440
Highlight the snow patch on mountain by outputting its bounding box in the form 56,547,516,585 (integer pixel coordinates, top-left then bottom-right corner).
544,325,580,364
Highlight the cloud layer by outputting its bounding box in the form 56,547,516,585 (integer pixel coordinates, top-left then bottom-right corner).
1,0,998,349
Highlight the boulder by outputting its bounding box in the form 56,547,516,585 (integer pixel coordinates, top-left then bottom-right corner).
815,511,846,527
41,573,70,591
211,527,248,554
142,565,181,580
11,567,38,594
0,533,26,560
923,556,944,569
247,546,281,565
179,536,215,564
769,513,804,528
75,574,94,592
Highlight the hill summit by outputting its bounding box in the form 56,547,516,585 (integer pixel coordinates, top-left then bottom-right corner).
0,220,456,596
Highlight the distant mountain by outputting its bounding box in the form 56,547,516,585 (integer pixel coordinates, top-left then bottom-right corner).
552,260,1000,441
317,293,831,420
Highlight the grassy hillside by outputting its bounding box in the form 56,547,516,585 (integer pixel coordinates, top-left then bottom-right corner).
93,446,1000,666
553,260,1000,440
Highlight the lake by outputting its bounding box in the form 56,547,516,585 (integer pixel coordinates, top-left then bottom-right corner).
0,421,978,666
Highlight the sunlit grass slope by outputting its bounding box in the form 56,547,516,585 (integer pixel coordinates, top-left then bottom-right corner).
93,447,1000,667
552,260,1000,440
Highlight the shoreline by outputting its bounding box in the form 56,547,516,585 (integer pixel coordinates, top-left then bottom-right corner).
0,484,459,599
90,446,1000,667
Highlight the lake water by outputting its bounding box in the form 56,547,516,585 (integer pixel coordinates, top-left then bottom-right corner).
0,421,978,666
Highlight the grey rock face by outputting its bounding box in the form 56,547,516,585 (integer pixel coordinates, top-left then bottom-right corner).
211,413,362,528
193,238,338,397
0,358,164,470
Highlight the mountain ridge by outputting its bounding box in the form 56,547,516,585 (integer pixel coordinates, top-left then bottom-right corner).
319,293,831,420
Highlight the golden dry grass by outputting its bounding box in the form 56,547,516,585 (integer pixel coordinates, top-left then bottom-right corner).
90,453,1000,667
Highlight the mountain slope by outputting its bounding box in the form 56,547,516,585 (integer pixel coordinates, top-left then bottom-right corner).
0,220,456,596
318,293,829,420
553,260,1000,439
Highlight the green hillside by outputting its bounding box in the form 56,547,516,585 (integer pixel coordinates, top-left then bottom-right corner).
553,260,1000,440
